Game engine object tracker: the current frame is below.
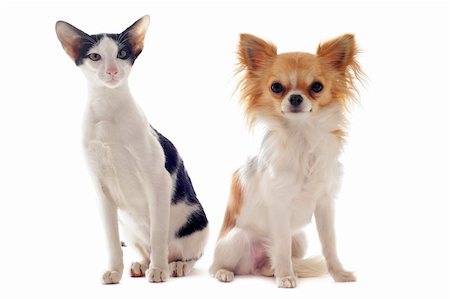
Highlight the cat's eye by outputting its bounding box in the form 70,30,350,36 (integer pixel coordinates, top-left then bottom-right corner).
87,53,101,61
310,81,323,93
117,49,128,59
271,82,284,94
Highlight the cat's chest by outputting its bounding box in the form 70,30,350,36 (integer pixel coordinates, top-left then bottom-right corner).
88,119,127,143
82,101,155,180
83,101,145,145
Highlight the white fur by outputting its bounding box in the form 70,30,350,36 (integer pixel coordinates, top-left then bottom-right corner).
78,36,208,284
211,103,355,287
81,37,131,88
289,73,297,89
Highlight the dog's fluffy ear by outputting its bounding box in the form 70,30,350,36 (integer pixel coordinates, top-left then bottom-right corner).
317,34,358,73
318,34,365,103
238,33,277,71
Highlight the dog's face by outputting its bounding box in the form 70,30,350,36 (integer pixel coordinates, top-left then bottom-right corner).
237,34,361,126
265,52,330,118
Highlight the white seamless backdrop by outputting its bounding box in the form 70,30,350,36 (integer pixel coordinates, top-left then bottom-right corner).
1,1,449,299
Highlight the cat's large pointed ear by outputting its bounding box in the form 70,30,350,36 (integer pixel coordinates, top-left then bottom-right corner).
122,15,150,57
55,21,90,62
238,34,277,71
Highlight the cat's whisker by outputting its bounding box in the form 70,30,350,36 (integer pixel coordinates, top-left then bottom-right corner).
117,32,125,44
120,37,130,45
119,29,131,43
81,34,97,45
79,35,97,46
118,33,131,45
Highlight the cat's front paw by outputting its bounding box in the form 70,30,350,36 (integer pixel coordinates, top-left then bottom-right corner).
101,270,122,284
145,267,169,283
130,262,148,277
169,261,193,277
276,275,297,288
330,269,356,282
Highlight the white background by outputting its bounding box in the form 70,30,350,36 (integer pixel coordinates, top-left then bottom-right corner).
1,1,449,298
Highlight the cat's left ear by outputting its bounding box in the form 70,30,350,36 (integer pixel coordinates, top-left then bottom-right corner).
122,15,150,58
55,21,90,62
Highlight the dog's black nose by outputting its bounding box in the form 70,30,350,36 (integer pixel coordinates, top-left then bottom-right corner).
289,94,303,107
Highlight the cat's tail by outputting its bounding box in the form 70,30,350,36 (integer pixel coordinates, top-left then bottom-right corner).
293,256,328,277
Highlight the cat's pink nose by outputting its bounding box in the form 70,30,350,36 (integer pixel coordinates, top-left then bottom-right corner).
107,68,118,76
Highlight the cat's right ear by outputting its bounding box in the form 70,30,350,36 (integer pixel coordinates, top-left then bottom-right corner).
55,21,90,62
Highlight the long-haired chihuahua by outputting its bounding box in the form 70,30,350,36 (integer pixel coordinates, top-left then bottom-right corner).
210,33,364,288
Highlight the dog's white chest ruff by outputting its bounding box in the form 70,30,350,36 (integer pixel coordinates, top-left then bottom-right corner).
242,123,341,232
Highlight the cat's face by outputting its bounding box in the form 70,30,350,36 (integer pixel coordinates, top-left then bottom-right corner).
79,36,133,88
55,16,150,88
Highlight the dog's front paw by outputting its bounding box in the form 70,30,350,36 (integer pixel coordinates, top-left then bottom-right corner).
277,275,297,288
101,270,122,284
145,267,169,283
215,269,235,282
330,269,356,282
130,262,148,277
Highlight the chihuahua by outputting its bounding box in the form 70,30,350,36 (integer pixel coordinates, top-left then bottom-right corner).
210,33,363,288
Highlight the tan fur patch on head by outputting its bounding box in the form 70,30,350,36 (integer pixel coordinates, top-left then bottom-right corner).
236,34,279,127
236,33,364,128
317,34,365,106
218,172,244,238
238,33,277,71
270,53,324,94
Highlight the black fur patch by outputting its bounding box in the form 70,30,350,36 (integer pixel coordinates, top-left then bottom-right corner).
175,208,208,238
75,33,139,66
155,130,179,175
154,128,208,238
173,163,198,205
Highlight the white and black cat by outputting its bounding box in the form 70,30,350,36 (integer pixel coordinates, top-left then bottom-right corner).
55,15,208,284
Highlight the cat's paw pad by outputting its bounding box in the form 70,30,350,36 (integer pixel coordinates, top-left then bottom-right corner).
101,270,122,284
277,275,297,288
145,267,169,283
215,269,234,282
130,262,148,277
330,269,356,282
169,261,192,277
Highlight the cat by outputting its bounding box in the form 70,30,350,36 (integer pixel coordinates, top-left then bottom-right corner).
55,15,209,284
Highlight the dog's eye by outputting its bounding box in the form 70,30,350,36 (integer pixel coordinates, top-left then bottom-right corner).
271,82,284,94
310,82,323,93
87,53,101,61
